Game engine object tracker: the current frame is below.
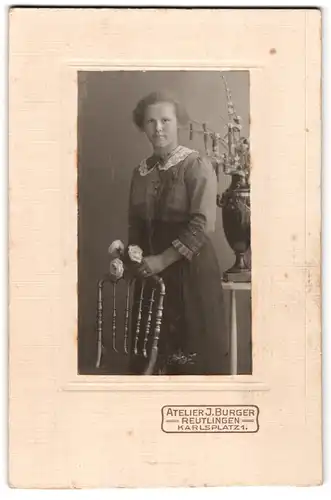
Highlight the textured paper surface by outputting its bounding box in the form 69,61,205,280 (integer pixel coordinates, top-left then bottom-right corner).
9,8,322,487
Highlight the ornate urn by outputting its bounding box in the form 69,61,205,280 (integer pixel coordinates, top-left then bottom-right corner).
218,174,251,282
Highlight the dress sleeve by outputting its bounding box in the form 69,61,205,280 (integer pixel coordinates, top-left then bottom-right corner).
172,155,217,261
128,170,143,247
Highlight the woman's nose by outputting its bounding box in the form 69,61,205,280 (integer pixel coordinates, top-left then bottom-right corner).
155,120,163,133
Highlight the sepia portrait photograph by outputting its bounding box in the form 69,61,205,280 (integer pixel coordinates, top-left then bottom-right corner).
77,70,252,376
9,8,322,488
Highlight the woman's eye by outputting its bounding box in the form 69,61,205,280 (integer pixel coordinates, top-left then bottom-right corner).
162,118,170,123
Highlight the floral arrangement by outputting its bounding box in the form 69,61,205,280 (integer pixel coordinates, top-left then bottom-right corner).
188,74,251,187
108,240,144,282
219,75,251,186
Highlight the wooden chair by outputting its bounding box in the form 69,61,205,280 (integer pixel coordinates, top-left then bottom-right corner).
96,275,165,375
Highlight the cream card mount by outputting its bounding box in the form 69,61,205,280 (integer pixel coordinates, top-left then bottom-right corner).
9,8,322,487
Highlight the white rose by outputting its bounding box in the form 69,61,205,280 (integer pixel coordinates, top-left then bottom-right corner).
108,240,125,258
109,258,124,280
128,245,143,264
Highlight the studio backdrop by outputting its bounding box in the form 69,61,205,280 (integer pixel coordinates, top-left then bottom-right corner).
77,70,252,375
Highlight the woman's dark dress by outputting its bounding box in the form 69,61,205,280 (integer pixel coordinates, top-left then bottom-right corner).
128,146,229,375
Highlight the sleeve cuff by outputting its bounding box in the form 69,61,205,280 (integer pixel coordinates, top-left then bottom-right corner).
172,239,194,261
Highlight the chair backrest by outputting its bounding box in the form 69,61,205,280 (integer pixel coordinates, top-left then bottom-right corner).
96,275,165,375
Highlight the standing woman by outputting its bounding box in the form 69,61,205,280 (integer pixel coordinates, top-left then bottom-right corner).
128,91,229,375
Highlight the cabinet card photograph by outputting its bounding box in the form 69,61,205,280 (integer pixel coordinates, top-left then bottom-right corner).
9,8,322,488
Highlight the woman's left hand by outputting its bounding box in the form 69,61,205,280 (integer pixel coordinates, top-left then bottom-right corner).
138,255,165,278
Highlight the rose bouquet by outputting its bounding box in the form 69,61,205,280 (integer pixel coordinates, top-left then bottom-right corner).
107,240,144,282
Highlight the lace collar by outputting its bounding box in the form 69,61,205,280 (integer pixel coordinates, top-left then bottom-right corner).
138,145,197,177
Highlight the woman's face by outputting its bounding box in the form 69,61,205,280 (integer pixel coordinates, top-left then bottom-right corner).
142,102,178,150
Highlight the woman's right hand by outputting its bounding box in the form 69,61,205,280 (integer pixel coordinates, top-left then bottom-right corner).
137,255,166,278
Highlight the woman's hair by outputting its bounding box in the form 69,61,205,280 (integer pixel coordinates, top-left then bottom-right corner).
132,91,189,130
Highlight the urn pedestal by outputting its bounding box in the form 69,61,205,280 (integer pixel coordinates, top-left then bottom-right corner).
219,175,251,282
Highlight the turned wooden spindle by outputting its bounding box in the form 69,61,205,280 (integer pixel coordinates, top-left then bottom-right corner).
96,278,105,368
123,280,132,355
112,282,118,352
134,281,145,355
153,280,165,348
142,288,156,358
144,278,166,375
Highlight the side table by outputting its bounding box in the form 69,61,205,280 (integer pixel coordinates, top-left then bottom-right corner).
221,280,252,375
